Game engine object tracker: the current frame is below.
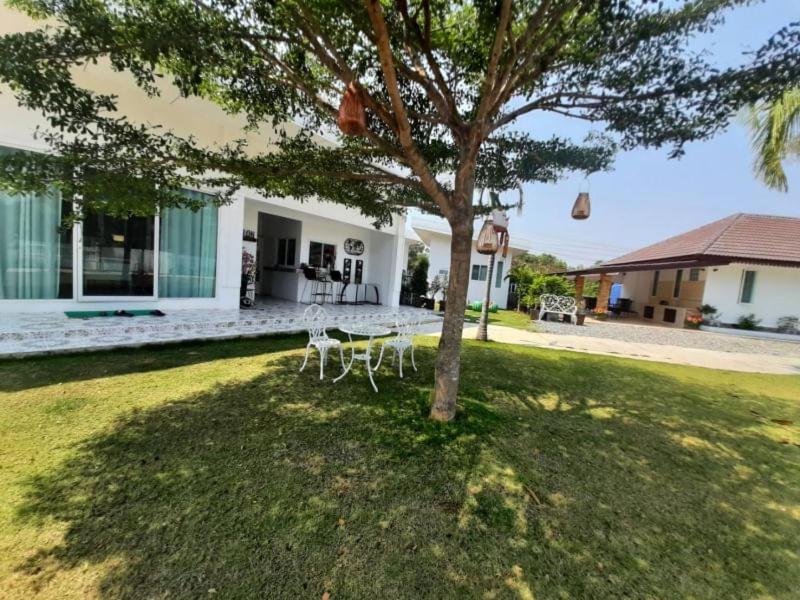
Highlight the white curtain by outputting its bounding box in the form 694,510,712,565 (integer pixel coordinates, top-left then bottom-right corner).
0,189,63,299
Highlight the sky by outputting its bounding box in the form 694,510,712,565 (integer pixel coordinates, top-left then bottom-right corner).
502,0,800,267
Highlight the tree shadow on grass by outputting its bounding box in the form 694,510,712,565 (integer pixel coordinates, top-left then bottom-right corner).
0,333,313,393
10,341,800,599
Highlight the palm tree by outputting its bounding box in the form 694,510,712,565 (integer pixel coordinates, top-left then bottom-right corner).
747,88,800,192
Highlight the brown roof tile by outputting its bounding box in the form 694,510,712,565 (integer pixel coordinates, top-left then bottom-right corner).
602,213,800,266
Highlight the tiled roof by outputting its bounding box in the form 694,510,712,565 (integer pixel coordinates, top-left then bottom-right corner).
602,213,800,266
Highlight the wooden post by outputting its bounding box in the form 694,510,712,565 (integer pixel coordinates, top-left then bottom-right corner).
574,275,585,307
597,274,612,310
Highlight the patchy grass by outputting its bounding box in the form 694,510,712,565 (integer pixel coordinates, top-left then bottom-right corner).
1,335,799,599
464,307,534,330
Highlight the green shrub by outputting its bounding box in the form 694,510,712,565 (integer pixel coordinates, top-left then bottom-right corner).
410,255,429,298
736,313,761,330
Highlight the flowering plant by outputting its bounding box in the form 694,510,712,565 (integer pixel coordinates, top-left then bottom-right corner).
592,307,609,320
685,314,704,329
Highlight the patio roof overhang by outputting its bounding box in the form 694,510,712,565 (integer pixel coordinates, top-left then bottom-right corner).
555,255,733,277
557,254,800,277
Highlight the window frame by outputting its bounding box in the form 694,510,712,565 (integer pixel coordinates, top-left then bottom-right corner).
277,238,297,267
495,260,504,288
688,268,701,282
651,270,660,297
471,264,488,281
308,241,336,269
673,269,683,299
739,270,757,304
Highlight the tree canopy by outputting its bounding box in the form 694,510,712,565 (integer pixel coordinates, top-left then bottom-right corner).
1,0,797,420
1,0,796,222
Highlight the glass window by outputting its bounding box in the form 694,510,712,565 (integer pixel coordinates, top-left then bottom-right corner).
740,270,756,303
651,270,660,296
495,260,504,288
277,238,296,266
0,189,73,299
309,242,336,269
158,192,218,298
689,268,701,281
83,212,155,296
471,264,487,281
673,269,683,298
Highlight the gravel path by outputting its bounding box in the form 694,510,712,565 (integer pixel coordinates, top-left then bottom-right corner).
533,319,800,358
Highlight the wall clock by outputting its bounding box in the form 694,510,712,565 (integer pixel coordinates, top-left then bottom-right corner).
344,238,365,255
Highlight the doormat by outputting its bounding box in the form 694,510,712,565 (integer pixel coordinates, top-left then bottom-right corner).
65,310,163,318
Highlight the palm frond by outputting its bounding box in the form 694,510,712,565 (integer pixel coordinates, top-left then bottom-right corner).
750,89,800,192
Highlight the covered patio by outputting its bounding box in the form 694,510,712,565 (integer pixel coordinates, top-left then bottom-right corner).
0,298,440,358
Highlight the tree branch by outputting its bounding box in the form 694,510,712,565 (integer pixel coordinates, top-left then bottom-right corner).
363,0,452,215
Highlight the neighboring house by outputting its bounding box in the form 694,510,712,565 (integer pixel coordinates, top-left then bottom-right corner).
408,215,531,309
0,5,407,313
563,213,800,329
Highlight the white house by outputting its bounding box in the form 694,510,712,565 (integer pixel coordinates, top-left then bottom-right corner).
408,215,531,309
563,213,800,330
0,4,407,314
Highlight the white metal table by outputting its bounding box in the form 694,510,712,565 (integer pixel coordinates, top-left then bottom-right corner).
333,324,392,392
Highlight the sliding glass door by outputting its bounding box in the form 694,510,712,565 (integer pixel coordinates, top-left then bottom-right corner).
80,213,157,297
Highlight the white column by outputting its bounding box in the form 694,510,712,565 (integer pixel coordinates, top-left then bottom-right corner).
216,192,246,309
384,214,407,308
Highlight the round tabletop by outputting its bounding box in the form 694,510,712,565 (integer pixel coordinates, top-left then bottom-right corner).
339,324,392,337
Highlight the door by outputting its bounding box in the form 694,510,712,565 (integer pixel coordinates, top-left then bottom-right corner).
79,212,158,299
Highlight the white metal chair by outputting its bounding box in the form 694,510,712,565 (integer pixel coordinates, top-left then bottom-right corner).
299,304,345,380
375,313,421,378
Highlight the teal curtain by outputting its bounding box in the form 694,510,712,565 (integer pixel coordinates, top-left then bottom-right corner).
158,192,218,297
0,189,63,299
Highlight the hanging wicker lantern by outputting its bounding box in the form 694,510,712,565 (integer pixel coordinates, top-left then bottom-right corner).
337,82,367,136
571,192,591,220
490,209,510,257
476,219,499,255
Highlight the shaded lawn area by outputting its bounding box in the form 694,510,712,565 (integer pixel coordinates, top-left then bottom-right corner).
1,335,799,599
464,307,534,330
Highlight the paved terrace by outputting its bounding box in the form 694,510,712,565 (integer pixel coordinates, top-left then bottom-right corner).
0,299,441,358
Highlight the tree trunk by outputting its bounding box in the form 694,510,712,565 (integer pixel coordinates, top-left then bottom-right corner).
475,252,496,341
429,219,473,421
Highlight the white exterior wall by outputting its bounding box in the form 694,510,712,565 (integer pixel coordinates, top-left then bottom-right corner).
702,264,800,328
0,4,405,312
424,231,516,309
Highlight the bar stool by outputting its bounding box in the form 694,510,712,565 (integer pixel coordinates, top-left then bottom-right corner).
329,270,344,304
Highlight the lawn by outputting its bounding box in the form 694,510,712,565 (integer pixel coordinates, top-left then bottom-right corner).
464,307,534,330
1,335,799,599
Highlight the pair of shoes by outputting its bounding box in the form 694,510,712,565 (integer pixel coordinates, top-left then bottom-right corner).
114,310,134,318
151,309,166,317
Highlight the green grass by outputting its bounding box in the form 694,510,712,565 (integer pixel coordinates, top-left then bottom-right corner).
464,307,534,330
1,335,799,599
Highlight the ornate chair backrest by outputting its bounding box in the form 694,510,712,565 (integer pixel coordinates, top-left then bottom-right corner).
303,304,329,341
540,294,577,313
395,312,421,342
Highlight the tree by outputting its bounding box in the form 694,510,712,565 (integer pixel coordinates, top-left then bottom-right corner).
0,1,797,421
511,253,568,276
522,274,574,310
747,88,800,192
409,254,430,301
406,241,427,271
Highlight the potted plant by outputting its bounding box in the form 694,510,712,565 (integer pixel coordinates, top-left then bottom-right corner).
438,273,448,312
409,255,429,308
576,308,587,326
592,307,609,320
427,275,442,310
685,314,703,329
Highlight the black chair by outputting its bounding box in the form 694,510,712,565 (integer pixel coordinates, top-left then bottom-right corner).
329,270,344,303
301,267,333,305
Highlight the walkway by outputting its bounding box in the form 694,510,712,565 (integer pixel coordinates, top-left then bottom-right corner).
422,320,800,375
0,299,441,358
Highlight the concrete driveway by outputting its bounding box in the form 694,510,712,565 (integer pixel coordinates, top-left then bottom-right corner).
422,321,800,375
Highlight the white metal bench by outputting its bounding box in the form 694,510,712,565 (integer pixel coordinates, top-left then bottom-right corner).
538,294,578,324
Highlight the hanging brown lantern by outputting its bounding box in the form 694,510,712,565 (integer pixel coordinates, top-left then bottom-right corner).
571,192,591,220
337,82,367,136
476,219,499,255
